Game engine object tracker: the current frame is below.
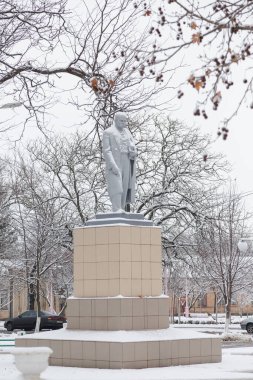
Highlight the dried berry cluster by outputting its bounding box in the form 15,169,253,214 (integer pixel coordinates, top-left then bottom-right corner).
193,107,208,119
156,73,164,82
217,127,229,140
158,7,166,26
112,51,125,59
149,26,162,37
202,110,208,119
176,22,183,40
212,92,222,111
177,90,184,99
223,79,234,90
212,0,241,24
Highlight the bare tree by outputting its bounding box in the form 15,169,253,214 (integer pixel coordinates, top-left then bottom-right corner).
195,187,253,332
0,0,67,134
134,116,229,240
1,1,251,137
9,155,72,330
0,0,173,137
26,116,228,228
27,130,108,222
0,163,18,317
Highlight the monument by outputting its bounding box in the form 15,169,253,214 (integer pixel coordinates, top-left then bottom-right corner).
16,112,221,369
103,111,136,212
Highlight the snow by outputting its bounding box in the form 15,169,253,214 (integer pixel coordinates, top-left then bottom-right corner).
2,324,253,379
174,314,245,324
75,223,158,228
16,326,213,342
173,323,241,331
68,294,169,300
221,332,252,342
2,347,253,380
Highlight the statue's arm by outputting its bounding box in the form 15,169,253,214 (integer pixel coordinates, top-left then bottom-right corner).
103,131,120,174
128,132,137,159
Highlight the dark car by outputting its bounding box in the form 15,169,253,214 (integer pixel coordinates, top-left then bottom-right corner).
4,310,66,331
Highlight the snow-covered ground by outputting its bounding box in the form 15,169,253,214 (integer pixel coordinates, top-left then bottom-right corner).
0,323,253,379
1,346,253,380
173,323,242,331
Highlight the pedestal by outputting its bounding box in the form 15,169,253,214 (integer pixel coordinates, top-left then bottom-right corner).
16,215,221,368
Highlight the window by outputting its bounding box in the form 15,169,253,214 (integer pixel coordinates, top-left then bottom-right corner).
0,292,8,310
20,310,36,317
197,294,207,308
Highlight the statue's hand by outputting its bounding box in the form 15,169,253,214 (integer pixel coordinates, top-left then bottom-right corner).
111,165,120,176
129,144,136,159
129,146,136,160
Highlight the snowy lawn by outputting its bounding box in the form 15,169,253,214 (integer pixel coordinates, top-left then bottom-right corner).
1,346,253,380
173,323,252,343
173,323,242,330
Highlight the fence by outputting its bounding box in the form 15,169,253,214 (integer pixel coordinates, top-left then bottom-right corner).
0,338,15,347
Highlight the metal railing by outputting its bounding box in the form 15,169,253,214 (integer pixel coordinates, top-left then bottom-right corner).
0,338,15,347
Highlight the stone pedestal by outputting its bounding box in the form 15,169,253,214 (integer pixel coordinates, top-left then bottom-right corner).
72,224,162,298
16,216,221,368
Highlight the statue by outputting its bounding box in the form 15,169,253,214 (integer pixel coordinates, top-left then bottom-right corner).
103,112,137,212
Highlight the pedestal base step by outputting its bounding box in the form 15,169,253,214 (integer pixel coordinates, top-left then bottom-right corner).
86,212,153,226
16,327,221,369
66,296,170,330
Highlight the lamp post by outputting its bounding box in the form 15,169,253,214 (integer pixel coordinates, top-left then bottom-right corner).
237,239,248,253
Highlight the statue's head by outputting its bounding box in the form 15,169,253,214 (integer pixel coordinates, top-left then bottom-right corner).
114,112,127,131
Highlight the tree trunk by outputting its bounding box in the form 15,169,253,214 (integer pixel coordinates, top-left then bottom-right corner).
224,297,231,333
35,256,41,333
28,282,35,310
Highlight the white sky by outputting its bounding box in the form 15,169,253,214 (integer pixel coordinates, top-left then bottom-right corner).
172,70,253,213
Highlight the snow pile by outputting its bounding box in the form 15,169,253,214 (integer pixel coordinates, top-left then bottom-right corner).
175,314,248,325
221,332,252,342
211,314,247,324
174,315,216,324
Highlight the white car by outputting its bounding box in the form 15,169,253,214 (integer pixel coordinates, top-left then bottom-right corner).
240,317,253,333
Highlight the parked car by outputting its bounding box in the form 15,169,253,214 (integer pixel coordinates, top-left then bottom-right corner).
4,310,66,332
240,317,253,333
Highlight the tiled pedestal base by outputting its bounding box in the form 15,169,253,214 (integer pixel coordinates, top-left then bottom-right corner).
15,221,222,368
66,296,170,330
73,225,162,298
15,328,221,369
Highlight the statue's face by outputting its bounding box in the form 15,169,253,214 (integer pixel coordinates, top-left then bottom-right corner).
115,116,127,130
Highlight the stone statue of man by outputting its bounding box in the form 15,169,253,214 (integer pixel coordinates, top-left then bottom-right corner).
103,112,137,212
